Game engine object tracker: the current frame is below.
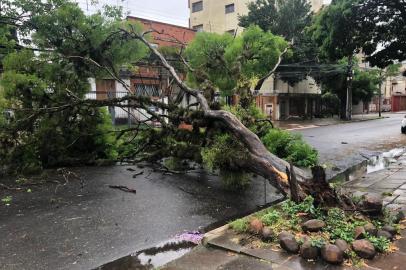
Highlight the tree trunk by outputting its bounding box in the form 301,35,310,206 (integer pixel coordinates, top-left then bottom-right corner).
136,32,338,203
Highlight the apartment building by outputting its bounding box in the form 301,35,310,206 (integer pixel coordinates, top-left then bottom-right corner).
92,17,196,124
189,0,323,34
188,0,324,120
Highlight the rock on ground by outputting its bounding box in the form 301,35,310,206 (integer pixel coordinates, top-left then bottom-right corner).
321,244,344,264
352,239,376,259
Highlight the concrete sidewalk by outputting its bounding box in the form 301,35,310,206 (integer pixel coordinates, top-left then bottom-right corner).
161,155,406,270
274,113,387,131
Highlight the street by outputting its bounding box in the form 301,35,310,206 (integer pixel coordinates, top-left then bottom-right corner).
0,166,281,270
0,113,405,270
294,113,406,178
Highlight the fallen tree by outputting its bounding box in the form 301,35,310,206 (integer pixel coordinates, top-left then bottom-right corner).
0,0,338,204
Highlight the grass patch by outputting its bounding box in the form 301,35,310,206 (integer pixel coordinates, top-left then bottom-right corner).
229,218,249,233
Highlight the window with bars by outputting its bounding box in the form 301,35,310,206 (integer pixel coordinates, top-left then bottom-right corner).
192,1,203,13
135,84,160,97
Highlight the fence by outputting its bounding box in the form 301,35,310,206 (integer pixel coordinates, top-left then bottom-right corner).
85,91,167,127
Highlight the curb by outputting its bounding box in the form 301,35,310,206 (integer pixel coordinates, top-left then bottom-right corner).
202,224,230,246
278,116,388,130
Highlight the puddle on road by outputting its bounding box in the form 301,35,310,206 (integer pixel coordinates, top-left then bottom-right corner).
367,148,404,173
331,147,405,183
94,231,203,270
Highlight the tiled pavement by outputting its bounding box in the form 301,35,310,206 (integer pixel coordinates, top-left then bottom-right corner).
342,154,406,212
162,156,406,270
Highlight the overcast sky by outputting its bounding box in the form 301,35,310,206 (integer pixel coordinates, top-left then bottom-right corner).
76,0,190,26
76,0,332,27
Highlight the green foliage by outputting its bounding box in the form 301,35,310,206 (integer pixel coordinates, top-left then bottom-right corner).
260,209,281,225
229,218,249,233
219,169,251,190
282,196,319,216
352,69,380,104
355,1,406,67
310,237,326,248
1,195,12,205
0,0,147,174
321,91,340,116
308,0,363,61
325,208,367,242
261,129,318,167
201,133,252,190
239,0,317,85
223,103,269,134
186,26,287,97
201,133,248,171
163,157,185,172
367,235,390,253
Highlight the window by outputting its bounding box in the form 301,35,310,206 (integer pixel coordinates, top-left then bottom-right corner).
192,1,203,13
225,3,235,14
193,24,204,32
135,84,160,97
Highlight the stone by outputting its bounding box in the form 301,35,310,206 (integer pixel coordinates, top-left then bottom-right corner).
321,244,344,264
361,193,383,215
300,241,319,260
278,232,299,254
249,218,264,234
301,219,326,232
393,210,405,224
354,226,366,239
261,227,274,242
377,230,393,240
352,239,376,259
364,223,377,236
382,225,397,236
335,239,349,253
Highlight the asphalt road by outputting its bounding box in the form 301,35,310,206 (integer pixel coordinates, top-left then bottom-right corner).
295,113,406,178
1,113,405,270
0,166,281,270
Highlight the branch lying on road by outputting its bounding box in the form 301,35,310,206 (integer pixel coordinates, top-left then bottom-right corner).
108,185,137,194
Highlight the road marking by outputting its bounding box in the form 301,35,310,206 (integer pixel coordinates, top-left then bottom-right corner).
286,125,319,131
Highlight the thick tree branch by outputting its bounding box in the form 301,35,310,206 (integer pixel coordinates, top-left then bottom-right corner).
255,46,289,90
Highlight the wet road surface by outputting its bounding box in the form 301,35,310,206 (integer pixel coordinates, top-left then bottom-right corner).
1,113,405,270
295,113,406,178
0,166,281,270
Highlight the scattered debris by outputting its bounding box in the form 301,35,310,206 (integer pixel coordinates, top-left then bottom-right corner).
132,171,144,178
108,185,137,194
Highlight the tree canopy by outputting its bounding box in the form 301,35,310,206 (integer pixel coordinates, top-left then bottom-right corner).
239,0,317,85
185,26,288,99
307,0,363,62
355,0,406,68
0,0,147,173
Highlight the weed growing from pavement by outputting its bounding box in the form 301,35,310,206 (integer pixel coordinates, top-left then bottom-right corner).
2,195,12,206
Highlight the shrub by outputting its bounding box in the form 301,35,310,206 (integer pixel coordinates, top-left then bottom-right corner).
367,236,390,253
261,129,318,167
219,169,251,190
229,218,249,233
260,209,281,225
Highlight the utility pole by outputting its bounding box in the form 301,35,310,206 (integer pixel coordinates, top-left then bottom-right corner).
378,70,383,118
346,56,354,120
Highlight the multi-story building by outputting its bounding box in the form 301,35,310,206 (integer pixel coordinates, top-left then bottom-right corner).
91,17,196,124
188,0,325,120
189,0,323,34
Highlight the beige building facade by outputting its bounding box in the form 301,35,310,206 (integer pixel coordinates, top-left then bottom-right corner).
188,0,325,120
189,0,324,34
